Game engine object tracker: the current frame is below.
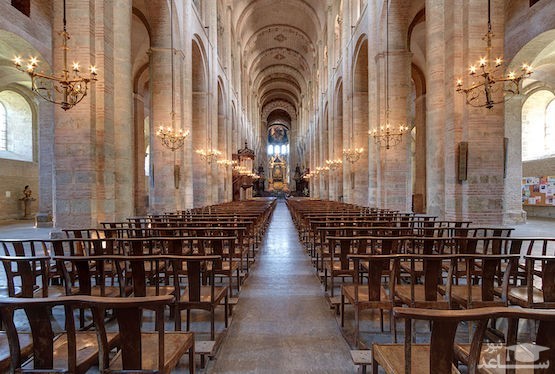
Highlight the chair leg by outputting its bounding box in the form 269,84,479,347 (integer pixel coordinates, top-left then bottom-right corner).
189,341,195,374
341,294,345,327
380,309,384,332
186,310,191,332
391,310,397,343
211,309,215,341
175,308,181,331
354,308,360,348
224,296,229,326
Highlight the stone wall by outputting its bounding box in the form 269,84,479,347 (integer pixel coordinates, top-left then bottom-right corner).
0,159,38,220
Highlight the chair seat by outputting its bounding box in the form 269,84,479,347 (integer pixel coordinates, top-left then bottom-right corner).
33,285,67,298
455,343,543,374
206,261,239,272
508,286,555,308
180,286,228,303
0,332,33,372
449,285,506,308
394,285,449,309
373,343,460,374
71,285,125,298
21,331,118,374
142,286,175,297
324,259,355,272
342,284,390,307
109,332,193,374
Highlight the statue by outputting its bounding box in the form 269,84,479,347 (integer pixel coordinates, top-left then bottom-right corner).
19,185,36,219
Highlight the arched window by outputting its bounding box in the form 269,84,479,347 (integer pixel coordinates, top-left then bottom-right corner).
0,103,6,151
0,90,33,161
522,90,555,161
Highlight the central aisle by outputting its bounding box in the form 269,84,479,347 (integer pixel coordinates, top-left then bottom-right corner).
209,201,354,373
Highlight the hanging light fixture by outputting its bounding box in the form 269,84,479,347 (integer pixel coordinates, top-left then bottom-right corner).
13,0,97,111
370,0,408,150
325,158,343,170
156,0,190,189
456,0,532,109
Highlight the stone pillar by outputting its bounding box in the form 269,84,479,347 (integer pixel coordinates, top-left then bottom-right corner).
504,95,526,223
148,1,176,213
426,0,447,217
133,93,147,214
113,0,133,219
52,0,112,228
38,101,54,217
381,51,412,212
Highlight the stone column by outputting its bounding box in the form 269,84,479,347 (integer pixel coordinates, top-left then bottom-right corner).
133,93,147,214
381,51,412,212
426,0,447,217
148,1,176,213
503,94,526,223
113,0,133,219
52,0,112,228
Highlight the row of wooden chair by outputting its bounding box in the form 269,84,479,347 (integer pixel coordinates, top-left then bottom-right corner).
0,294,195,373
372,306,555,374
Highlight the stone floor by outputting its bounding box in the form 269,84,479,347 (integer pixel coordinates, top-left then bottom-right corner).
208,201,354,373
0,210,554,373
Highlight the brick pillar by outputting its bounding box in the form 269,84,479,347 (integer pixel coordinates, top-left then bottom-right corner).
382,51,412,212
52,0,111,228
147,1,177,213
113,0,133,219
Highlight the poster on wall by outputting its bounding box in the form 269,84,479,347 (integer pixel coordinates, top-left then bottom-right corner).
522,176,555,206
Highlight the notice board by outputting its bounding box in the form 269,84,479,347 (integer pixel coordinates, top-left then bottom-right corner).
522,176,555,206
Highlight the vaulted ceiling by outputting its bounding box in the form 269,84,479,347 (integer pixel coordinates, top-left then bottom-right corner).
232,0,327,128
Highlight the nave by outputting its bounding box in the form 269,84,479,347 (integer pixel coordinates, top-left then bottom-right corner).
210,200,353,373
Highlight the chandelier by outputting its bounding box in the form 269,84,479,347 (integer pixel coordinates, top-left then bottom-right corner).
370,0,408,149
343,148,364,164
196,148,222,163
157,124,189,151
316,166,330,175
156,0,189,189
370,122,408,150
456,0,532,109
13,0,97,111
217,159,237,168
325,159,343,170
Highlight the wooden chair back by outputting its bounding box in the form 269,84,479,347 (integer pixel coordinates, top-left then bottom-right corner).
0,296,80,373
90,295,174,373
0,255,51,297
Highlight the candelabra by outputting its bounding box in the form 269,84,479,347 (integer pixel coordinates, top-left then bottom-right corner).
217,159,237,168
156,124,189,151
342,148,364,164
371,122,409,150
456,0,532,109
13,0,97,111
325,159,343,170
196,148,222,164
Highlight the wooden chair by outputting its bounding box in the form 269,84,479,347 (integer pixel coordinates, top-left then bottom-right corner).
447,254,520,310
393,254,451,310
90,294,195,373
0,296,118,373
372,306,555,374
324,236,359,297
199,236,241,298
508,255,555,309
0,255,65,298
0,308,33,372
171,255,229,340
341,254,396,348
